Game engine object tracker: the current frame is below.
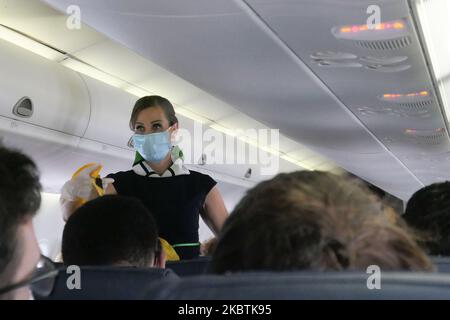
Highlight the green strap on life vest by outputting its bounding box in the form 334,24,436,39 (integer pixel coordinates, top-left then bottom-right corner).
172,242,201,248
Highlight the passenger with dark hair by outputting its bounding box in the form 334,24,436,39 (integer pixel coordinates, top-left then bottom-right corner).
404,182,450,256
62,195,165,268
0,144,56,300
212,171,433,274
61,95,229,260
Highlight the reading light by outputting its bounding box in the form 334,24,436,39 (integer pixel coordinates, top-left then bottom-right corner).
332,19,409,41
379,90,430,103
403,127,447,146
405,127,445,135
339,21,404,34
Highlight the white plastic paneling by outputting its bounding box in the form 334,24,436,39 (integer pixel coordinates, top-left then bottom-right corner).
0,40,90,136
33,193,66,260
81,75,137,148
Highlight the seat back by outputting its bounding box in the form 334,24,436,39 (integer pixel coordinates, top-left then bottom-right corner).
37,266,178,300
166,257,212,276
145,271,450,300
432,256,450,273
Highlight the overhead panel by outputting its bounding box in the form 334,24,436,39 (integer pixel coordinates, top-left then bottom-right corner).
0,39,90,136
246,0,449,194
0,0,333,193
0,0,104,55
36,0,339,173
43,0,392,153
42,0,426,199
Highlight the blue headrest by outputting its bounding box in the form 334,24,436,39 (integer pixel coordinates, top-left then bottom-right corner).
166,257,211,276
145,271,450,300
37,266,178,300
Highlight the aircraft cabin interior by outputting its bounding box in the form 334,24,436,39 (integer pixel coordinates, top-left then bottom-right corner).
1,0,450,302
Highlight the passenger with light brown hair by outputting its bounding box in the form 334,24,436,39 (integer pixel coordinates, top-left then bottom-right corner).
211,171,433,274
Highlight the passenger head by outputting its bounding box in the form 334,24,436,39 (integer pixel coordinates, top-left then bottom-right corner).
404,182,450,256
212,171,432,274
0,145,42,299
130,95,179,135
344,172,404,218
62,195,165,268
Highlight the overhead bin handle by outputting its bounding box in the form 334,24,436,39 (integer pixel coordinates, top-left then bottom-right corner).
12,96,33,118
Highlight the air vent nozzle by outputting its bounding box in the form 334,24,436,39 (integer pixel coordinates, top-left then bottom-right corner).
357,106,430,118
404,128,447,146
360,56,409,65
332,19,411,50
365,64,411,72
356,37,412,50
310,51,358,60
398,100,433,112
316,60,363,68
12,96,33,118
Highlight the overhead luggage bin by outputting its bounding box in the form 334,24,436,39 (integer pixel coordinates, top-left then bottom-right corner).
0,39,90,137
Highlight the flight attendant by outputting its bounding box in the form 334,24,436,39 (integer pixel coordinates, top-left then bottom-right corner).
61,95,229,259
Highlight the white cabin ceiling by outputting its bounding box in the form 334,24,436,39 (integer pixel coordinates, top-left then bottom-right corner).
1,0,340,176
4,0,450,199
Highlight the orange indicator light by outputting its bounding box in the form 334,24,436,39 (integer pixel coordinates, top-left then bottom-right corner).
383,91,428,99
338,20,405,34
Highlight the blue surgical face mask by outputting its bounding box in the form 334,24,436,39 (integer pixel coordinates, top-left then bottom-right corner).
132,130,172,163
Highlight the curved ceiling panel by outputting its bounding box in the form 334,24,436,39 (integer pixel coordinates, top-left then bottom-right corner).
245,0,449,195
42,0,434,199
